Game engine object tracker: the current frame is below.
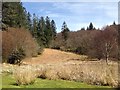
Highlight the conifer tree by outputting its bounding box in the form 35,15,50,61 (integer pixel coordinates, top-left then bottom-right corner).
26,12,32,31
88,22,93,30
61,21,70,41
44,16,52,47
113,21,116,25
32,13,38,37
2,2,28,28
37,16,46,46
51,20,57,40
81,27,85,30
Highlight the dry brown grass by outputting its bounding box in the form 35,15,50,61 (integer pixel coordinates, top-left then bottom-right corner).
13,65,37,85
33,60,118,87
22,48,87,65
2,60,119,87
2,48,119,87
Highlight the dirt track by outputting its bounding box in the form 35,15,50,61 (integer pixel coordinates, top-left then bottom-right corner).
22,48,87,65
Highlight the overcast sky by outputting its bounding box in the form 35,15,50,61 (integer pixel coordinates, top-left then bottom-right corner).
22,0,118,32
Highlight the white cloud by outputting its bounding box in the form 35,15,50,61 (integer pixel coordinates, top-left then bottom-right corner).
53,2,118,31
96,2,118,20
22,1,119,32
53,2,118,17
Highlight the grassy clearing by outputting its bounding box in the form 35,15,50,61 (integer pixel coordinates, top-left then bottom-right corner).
2,60,118,87
22,48,87,65
2,73,112,88
1,48,118,88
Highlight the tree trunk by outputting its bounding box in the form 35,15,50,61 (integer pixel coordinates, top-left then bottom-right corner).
105,43,109,65
106,54,109,65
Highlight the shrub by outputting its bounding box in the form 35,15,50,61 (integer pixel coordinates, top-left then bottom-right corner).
2,23,8,31
8,47,25,64
53,26,118,61
45,69,59,80
37,47,44,55
13,65,37,85
2,30,15,62
75,47,87,55
2,28,41,63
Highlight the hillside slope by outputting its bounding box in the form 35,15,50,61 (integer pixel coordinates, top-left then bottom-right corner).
2,48,118,87
22,48,87,65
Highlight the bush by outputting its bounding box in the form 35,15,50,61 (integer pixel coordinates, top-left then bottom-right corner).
51,46,60,50
75,47,87,55
37,47,44,55
2,23,8,31
2,28,41,63
8,47,25,64
13,65,37,85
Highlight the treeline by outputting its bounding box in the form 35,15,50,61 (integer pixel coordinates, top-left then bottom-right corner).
2,2,29,28
2,2,58,64
52,24,119,63
30,15,57,47
2,2,57,48
1,2,119,64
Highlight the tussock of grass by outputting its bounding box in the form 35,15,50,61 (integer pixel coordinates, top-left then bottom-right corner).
35,61,118,87
2,60,119,88
2,73,112,88
13,65,37,85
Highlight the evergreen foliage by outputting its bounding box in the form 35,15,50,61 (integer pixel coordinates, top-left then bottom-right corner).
2,2,57,48
81,27,85,30
32,13,38,38
61,21,70,41
2,2,28,28
8,47,25,64
51,20,57,40
88,22,93,30
113,21,116,25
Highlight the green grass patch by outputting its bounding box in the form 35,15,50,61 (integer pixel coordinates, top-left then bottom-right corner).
2,73,113,88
